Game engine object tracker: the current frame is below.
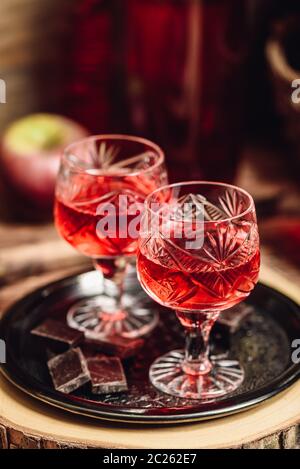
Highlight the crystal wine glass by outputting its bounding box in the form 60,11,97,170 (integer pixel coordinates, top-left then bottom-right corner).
55,135,167,339
137,181,260,399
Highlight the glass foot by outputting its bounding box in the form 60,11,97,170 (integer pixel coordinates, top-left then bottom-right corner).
67,284,159,339
149,349,244,400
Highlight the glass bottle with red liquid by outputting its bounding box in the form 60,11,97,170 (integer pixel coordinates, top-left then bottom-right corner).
64,0,253,182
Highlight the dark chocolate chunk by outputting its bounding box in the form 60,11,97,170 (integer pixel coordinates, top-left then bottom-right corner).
86,355,128,394
84,335,144,359
31,319,84,351
47,348,90,394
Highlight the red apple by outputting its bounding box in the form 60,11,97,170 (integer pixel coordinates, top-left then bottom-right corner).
1,114,89,212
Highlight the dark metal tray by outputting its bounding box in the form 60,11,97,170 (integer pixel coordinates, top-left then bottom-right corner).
0,271,300,424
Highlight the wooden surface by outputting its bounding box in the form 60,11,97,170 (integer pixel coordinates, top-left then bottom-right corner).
0,223,90,288
0,221,299,448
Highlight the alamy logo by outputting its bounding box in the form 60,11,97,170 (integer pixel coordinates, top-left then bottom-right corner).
291,339,300,364
0,339,6,363
0,79,6,104
291,79,300,104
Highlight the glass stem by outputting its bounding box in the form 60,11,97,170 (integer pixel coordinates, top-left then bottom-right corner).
178,310,220,376
93,257,129,314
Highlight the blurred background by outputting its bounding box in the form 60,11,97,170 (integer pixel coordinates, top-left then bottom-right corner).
0,0,300,293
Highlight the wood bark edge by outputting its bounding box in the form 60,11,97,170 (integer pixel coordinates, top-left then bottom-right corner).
0,417,298,449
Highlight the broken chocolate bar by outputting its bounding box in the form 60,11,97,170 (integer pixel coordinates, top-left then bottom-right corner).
86,355,128,394
85,335,144,359
31,319,84,351
47,348,90,394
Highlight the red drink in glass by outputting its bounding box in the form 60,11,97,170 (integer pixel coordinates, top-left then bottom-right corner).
138,227,260,313
137,181,260,400
55,173,160,258
54,135,167,338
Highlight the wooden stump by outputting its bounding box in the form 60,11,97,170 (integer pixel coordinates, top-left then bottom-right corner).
0,264,299,449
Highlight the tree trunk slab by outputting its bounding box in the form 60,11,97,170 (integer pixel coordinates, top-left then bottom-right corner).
0,266,299,449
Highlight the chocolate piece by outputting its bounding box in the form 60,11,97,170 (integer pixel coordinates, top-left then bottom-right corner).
31,319,84,351
217,304,254,333
86,355,128,394
47,348,90,394
84,335,144,359
81,348,107,361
